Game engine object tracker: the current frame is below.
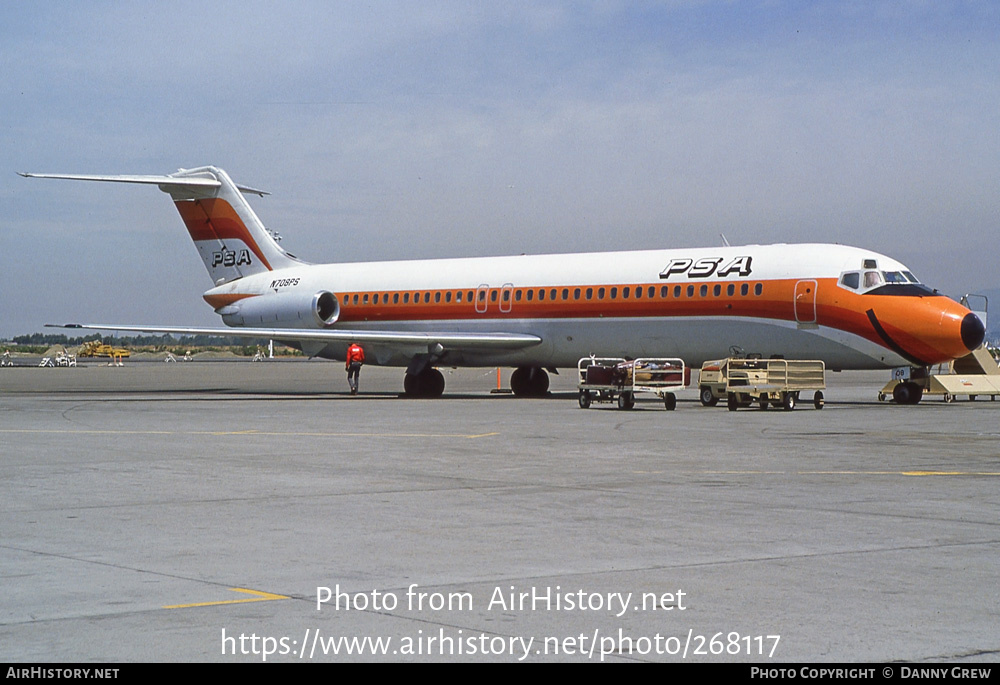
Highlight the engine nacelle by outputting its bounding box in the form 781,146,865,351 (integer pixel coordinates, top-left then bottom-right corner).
218,290,340,328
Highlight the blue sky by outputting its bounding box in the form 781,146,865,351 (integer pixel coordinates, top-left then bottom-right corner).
2,1,999,336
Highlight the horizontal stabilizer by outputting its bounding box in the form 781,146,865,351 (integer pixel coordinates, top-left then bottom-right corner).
17,172,268,196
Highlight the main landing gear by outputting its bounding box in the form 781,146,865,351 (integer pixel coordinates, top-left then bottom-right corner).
400,365,551,398
509,367,550,397
403,367,446,398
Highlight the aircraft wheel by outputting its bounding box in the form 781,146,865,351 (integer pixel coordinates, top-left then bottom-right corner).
511,367,549,397
424,368,445,397
699,386,718,407
814,391,825,409
782,392,795,411
529,368,549,396
403,368,445,398
892,381,922,405
663,393,676,411
578,390,592,409
892,382,909,404
510,367,527,395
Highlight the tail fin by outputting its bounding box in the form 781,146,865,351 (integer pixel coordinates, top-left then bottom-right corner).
19,166,303,285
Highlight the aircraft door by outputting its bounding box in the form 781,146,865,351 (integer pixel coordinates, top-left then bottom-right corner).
499,283,514,313
794,279,818,325
475,284,489,313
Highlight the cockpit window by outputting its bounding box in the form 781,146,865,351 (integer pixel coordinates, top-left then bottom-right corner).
863,271,883,288
882,271,908,283
840,272,860,290
838,268,935,296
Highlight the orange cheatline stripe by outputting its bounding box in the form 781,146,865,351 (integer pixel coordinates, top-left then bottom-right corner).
203,292,258,309
215,276,969,363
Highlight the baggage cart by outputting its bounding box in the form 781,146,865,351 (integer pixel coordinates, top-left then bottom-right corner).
577,356,688,410
699,358,826,411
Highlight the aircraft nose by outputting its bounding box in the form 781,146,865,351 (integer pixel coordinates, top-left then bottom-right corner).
961,312,986,351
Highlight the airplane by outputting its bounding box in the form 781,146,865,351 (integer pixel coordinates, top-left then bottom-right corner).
20,165,985,404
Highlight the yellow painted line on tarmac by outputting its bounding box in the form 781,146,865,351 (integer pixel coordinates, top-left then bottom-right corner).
702,470,1000,477
164,588,290,609
0,429,499,439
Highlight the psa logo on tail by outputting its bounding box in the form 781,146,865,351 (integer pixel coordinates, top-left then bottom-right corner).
212,248,252,268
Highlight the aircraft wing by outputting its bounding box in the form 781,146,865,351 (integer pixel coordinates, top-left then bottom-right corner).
45,323,541,351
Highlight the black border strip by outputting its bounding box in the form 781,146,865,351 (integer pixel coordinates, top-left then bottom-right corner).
866,308,930,367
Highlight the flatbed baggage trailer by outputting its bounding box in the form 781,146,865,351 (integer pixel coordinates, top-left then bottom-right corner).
577,357,687,410
699,358,826,411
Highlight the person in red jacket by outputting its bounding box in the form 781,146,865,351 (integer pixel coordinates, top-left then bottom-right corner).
346,342,365,395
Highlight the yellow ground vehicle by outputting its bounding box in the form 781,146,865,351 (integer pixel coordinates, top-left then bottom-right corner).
699,357,826,411
77,341,130,358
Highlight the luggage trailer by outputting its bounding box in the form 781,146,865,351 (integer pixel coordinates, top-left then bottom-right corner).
577,357,688,411
698,358,827,411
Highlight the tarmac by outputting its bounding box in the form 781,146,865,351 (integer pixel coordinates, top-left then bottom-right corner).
1,358,999,663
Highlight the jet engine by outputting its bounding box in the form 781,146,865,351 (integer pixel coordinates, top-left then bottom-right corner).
218,290,340,328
